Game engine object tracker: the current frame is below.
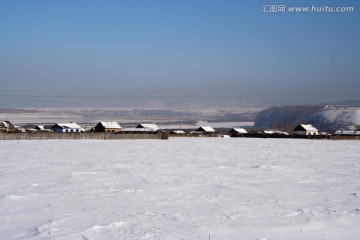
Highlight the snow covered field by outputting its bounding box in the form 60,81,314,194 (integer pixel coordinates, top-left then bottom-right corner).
0,138,359,240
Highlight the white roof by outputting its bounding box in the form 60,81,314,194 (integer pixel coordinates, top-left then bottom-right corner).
232,128,247,134
122,127,158,132
197,126,216,133
1,121,12,128
334,130,342,135
53,123,83,129
300,124,318,132
136,124,159,130
35,125,52,130
99,122,122,129
335,130,360,135
172,130,186,134
264,130,289,135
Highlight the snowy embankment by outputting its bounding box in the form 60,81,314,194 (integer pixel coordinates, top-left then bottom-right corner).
0,138,359,240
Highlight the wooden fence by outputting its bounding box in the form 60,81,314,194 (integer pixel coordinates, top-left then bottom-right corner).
0,131,169,140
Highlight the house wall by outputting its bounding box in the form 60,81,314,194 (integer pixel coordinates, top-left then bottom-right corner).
94,125,104,132
305,131,318,136
52,128,85,133
105,128,122,133
293,131,305,135
94,125,121,133
294,131,318,136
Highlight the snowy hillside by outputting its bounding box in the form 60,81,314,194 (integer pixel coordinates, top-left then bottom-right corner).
305,108,360,131
1,139,360,240
255,106,360,132
254,105,323,129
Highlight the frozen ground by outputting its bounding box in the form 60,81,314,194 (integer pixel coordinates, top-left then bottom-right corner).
0,138,359,240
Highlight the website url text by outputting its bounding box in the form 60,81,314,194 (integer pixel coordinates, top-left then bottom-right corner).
261,5,355,13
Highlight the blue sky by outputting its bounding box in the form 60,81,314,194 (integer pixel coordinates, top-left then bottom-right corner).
1,0,359,107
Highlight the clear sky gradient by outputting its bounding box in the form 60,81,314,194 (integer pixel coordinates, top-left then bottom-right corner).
1,0,359,107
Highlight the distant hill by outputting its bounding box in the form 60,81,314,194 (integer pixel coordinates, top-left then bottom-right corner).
254,105,360,132
304,107,360,132
254,105,323,129
0,108,39,114
1,106,263,125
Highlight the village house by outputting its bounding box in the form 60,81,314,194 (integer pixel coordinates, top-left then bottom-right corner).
135,124,160,132
121,123,160,133
293,124,319,136
0,120,15,132
93,122,122,133
196,126,216,133
263,130,289,136
336,130,360,136
51,123,85,133
35,125,53,132
170,130,186,135
228,128,247,137
192,126,216,134
334,127,360,136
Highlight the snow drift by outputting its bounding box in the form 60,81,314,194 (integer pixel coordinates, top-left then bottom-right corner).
0,138,359,240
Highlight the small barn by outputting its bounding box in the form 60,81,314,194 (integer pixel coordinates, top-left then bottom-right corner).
293,124,319,136
94,122,122,133
51,123,85,133
196,126,216,133
170,130,186,135
135,124,160,132
228,128,247,136
0,120,15,132
264,130,289,136
334,129,360,136
35,125,53,132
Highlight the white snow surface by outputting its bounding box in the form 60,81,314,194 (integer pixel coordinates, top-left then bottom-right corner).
0,138,359,240
321,108,360,125
307,108,360,129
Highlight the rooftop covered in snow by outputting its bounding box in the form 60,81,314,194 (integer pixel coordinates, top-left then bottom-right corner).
196,126,216,133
